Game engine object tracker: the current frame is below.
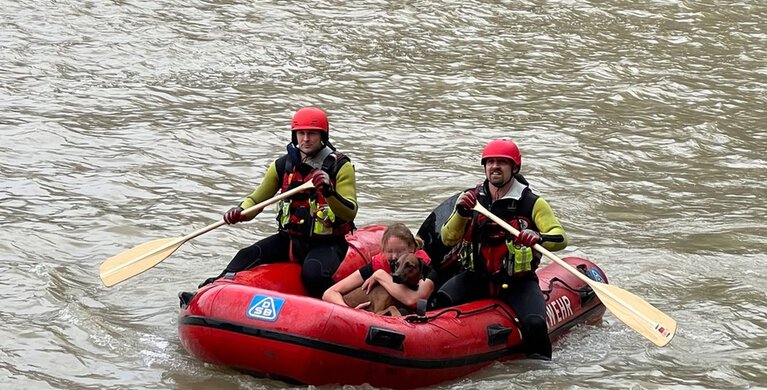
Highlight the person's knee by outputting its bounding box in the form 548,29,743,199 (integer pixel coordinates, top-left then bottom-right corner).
226,246,263,273
432,272,476,308
302,258,333,297
433,290,455,309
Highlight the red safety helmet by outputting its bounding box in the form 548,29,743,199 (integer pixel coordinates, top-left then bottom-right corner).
291,107,329,144
481,139,522,168
291,107,329,132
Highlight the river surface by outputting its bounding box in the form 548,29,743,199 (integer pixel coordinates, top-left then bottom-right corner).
1,1,766,389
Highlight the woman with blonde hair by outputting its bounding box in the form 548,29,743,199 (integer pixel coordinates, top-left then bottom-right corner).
322,223,436,309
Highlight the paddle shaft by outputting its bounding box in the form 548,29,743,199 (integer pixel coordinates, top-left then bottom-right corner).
181,180,314,242
472,204,592,284
472,202,675,346
101,181,314,280
186,181,315,237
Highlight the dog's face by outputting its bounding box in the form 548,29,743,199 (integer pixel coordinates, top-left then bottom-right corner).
391,253,423,289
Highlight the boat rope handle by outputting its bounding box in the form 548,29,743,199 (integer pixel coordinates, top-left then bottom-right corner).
541,277,594,301
405,303,518,324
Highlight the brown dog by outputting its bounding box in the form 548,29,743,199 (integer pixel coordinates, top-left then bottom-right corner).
343,253,425,316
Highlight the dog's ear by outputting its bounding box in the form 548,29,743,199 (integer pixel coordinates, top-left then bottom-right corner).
418,258,426,280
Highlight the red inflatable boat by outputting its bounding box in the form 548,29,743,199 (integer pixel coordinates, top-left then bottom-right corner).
178,225,607,389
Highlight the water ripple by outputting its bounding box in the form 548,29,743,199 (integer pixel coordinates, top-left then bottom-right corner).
2,0,767,389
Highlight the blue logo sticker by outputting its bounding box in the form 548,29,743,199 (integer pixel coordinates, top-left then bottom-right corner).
246,294,285,322
586,268,605,283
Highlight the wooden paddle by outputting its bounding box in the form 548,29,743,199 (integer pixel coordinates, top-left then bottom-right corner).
472,203,676,347
99,181,315,287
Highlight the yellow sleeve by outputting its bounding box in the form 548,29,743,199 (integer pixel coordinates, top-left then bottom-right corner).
239,162,281,210
532,197,568,251
326,162,358,222
440,209,470,246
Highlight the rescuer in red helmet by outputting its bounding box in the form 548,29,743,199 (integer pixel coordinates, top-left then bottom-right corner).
435,138,568,360
193,107,358,297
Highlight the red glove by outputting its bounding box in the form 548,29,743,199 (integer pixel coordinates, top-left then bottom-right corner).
516,229,541,247
455,190,477,217
311,170,335,196
223,206,246,225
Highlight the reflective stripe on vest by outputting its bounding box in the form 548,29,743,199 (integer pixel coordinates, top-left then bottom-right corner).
504,242,534,274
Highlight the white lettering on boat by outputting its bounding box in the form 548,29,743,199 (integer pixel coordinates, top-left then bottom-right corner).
545,295,573,328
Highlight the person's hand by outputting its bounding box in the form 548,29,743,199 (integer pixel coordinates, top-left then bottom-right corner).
362,273,382,293
455,189,477,217
516,229,541,247
355,301,371,310
311,170,335,196
223,206,245,224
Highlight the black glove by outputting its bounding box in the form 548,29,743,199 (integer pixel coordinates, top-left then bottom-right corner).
516,229,542,247
223,206,246,224
311,170,335,197
455,190,477,217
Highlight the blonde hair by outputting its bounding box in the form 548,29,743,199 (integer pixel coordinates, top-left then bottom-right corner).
381,223,423,251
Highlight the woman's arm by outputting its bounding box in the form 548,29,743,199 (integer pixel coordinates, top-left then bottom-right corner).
363,269,435,308
322,271,364,306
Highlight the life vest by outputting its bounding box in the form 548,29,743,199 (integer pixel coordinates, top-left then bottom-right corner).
275,149,354,238
370,249,432,274
458,176,541,280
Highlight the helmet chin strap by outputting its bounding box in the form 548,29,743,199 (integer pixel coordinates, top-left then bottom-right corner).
305,142,329,158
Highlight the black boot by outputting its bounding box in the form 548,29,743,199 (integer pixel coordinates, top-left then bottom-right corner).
178,291,195,308
522,315,552,360
198,276,219,288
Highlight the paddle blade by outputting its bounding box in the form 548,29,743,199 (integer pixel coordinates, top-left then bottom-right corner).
99,237,183,287
592,282,677,346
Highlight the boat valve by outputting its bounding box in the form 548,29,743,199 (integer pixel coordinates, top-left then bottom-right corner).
406,299,429,323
